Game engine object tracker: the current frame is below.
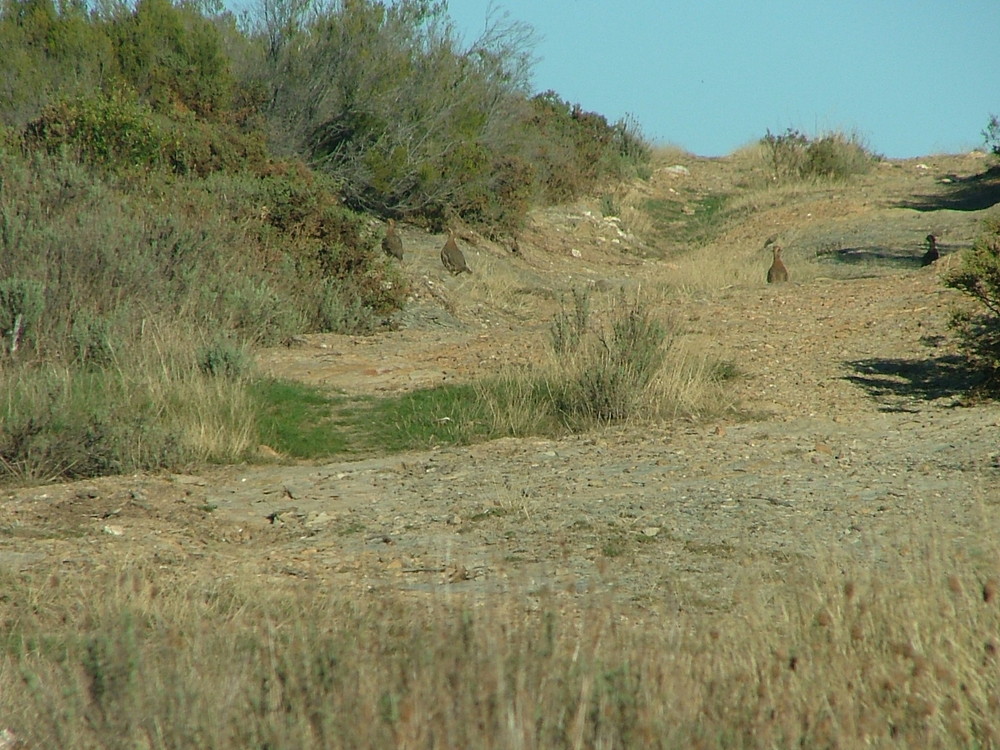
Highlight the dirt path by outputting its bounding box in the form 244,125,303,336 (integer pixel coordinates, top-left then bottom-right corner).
4,152,1000,615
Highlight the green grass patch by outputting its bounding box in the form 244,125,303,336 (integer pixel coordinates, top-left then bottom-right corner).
643,192,730,247
251,378,514,460
250,379,351,458
364,383,496,452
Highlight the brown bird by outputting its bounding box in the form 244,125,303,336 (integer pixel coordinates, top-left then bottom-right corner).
441,229,471,275
381,218,403,260
766,244,789,283
921,233,939,266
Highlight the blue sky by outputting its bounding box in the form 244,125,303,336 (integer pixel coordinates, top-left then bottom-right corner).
446,1,1000,158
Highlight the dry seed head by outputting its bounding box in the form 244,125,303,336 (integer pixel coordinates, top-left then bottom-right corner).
934,662,957,686
843,580,856,601
947,574,963,595
850,622,864,642
907,696,936,718
815,608,833,627
891,641,916,660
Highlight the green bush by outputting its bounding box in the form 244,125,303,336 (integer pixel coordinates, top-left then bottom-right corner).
0,0,118,128
555,296,669,423
255,0,650,228
24,92,164,169
944,218,1000,391
69,312,116,368
24,92,267,176
105,0,234,118
984,114,1000,156
761,128,877,181
198,337,253,379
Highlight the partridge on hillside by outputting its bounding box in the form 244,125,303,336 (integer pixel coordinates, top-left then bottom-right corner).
921,234,939,266
441,229,471,275
382,218,403,261
766,244,789,284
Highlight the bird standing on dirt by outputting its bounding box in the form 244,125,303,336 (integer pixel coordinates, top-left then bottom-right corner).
766,243,789,283
921,234,940,266
441,229,472,275
382,218,403,261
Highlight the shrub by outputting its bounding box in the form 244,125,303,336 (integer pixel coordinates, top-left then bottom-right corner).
805,131,878,179
198,337,253,378
24,91,267,176
984,114,1000,157
761,128,877,182
24,92,164,169
0,0,118,128
0,277,44,357
104,0,235,118
556,296,669,423
253,0,650,229
550,287,590,355
944,218,1000,391
69,312,116,368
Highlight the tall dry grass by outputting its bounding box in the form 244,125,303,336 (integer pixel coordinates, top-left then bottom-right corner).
475,288,736,437
2,529,998,748
0,321,255,482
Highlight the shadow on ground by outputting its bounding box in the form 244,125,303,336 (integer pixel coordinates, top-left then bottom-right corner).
845,351,977,411
818,245,924,269
895,165,1000,212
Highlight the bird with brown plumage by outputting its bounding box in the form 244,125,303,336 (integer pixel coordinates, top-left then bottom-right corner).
766,244,789,283
441,229,471,275
381,218,403,261
921,234,940,266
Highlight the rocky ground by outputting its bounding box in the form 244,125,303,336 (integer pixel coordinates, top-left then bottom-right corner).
3,150,1000,617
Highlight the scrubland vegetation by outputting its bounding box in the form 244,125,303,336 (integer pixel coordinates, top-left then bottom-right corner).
0,0,650,481
946,216,1000,393
4,1,1000,746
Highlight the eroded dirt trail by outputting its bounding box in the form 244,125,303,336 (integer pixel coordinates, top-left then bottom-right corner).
3,153,1000,615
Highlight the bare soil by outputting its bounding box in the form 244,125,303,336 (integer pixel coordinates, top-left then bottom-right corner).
4,151,1000,615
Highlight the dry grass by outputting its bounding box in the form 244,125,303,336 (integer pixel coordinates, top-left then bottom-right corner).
0,322,255,481
451,245,544,323
2,530,999,748
473,288,736,436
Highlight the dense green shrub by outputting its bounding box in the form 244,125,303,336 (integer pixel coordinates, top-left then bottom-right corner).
984,114,1000,157
24,92,267,175
0,0,118,127
555,296,669,423
198,337,253,378
254,0,649,229
761,128,877,181
945,218,1000,391
24,92,165,168
104,0,234,118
